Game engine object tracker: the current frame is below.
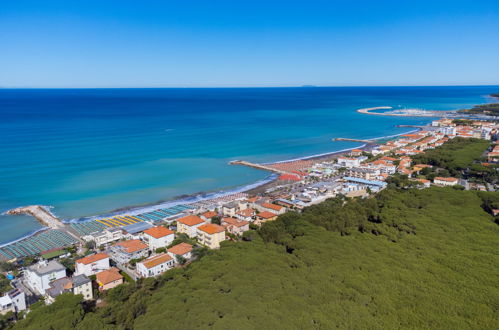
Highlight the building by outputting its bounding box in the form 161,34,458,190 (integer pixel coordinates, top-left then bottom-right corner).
221,217,250,236
337,157,361,168
222,202,238,217
235,208,255,222
75,253,110,276
88,227,124,246
254,211,278,225
45,275,93,304
142,226,174,250
0,289,26,315
176,215,205,238
433,177,459,186
136,253,175,278
96,267,123,291
200,211,217,221
347,167,380,181
167,243,193,261
25,260,66,295
342,177,387,192
122,222,154,238
196,223,226,249
110,239,149,264
258,203,286,215
412,178,431,188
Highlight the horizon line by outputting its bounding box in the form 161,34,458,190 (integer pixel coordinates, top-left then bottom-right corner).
1,83,499,89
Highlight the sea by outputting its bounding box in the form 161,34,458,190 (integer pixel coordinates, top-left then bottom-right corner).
1,86,498,244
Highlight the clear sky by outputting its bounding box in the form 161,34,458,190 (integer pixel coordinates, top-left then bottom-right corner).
1,0,498,87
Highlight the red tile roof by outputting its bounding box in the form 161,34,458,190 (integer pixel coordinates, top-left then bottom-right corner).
167,242,193,256
202,211,217,219
96,267,123,285
236,209,254,217
114,239,148,253
257,211,277,219
435,177,458,182
197,223,225,235
143,226,174,239
222,217,249,227
76,253,109,265
140,253,173,269
177,215,205,226
262,203,283,212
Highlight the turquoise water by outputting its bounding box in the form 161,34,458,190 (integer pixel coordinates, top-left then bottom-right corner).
0,86,497,244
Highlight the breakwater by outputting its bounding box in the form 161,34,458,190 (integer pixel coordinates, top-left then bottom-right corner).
229,160,290,174
5,205,65,229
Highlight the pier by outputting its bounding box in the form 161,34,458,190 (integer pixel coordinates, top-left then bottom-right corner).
396,125,427,129
229,160,289,174
333,138,374,143
5,205,65,229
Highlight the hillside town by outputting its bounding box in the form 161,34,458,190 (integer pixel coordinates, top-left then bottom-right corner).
1,117,498,321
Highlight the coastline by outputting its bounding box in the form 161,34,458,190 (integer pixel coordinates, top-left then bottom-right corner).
0,114,428,246
70,125,423,222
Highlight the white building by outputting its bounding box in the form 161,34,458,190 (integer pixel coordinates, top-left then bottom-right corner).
25,260,66,295
440,126,456,136
256,203,286,215
136,253,175,278
167,243,193,261
110,239,149,264
45,275,93,304
434,177,459,186
222,202,238,217
142,226,175,251
337,157,361,168
75,253,110,276
176,215,205,238
0,289,26,315
86,227,124,246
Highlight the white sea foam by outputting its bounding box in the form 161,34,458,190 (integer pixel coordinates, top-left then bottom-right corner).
66,173,278,223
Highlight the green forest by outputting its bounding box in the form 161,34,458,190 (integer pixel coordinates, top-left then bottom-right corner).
11,187,499,330
411,137,494,179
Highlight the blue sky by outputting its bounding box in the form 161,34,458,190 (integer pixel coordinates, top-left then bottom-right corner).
1,0,498,87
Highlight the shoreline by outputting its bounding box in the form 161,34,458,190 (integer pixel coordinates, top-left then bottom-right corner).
0,118,428,246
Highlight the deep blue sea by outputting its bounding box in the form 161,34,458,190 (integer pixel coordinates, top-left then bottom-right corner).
1,86,497,244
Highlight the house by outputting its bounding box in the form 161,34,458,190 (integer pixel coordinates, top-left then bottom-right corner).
350,149,363,157
176,215,205,238
45,275,93,304
200,211,217,221
142,226,174,250
75,253,110,276
25,260,66,295
222,202,238,217
275,199,294,209
434,177,459,186
196,223,226,249
254,211,278,225
258,203,286,215
96,267,123,291
221,217,250,236
235,208,255,222
110,239,149,264
167,243,193,261
413,178,431,188
337,157,361,168
88,227,124,246
136,253,175,278
0,289,26,315
347,167,380,181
